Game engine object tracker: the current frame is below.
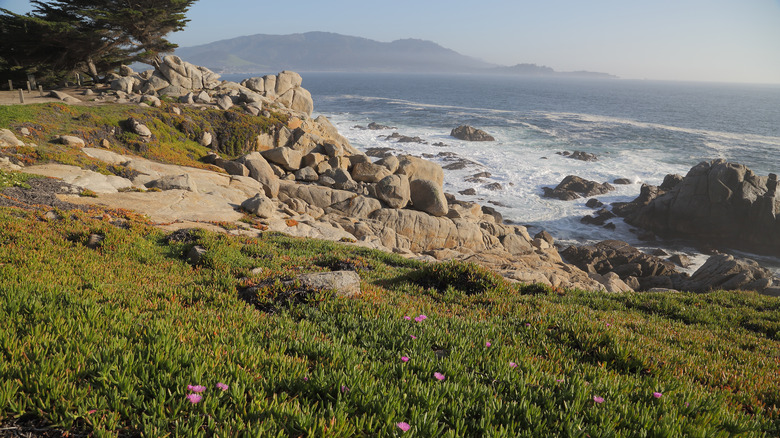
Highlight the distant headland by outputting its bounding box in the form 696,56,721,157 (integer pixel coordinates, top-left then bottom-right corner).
174,31,617,78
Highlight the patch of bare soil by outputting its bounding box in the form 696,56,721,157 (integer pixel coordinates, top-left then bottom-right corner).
0,177,88,211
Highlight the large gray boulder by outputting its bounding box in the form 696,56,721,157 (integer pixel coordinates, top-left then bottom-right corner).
396,155,444,186
145,174,198,192
158,55,220,90
683,254,779,295
295,271,361,297
261,147,303,171
241,193,276,218
375,174,411,209
0,129,25,147
351,161,392,183
238,152,280,198
621,160,780,255
409,179,448,217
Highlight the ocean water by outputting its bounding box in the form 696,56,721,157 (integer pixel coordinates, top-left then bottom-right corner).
228,73,780,272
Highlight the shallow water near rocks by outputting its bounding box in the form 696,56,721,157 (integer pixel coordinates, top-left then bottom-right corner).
227,72,780,274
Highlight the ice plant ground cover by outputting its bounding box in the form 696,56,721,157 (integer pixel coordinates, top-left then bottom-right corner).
0,206,777,437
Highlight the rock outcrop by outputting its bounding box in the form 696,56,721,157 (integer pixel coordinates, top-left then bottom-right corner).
450,125,495,142
543,176,615,201
616,160,780,256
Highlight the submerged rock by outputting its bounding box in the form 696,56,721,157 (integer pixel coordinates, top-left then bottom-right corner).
450,125,495,142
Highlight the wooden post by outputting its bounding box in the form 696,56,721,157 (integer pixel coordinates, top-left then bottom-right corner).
7,80,12,91
26,81,31,93
77,74,81,87
38,85,44,97
18,89,25,104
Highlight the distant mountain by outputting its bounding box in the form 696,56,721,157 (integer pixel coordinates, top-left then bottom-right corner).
174,32,616,78
174,32,496,74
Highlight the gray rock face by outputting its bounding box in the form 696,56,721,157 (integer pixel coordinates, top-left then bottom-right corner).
262,147,303,171
294,166,319,182
409,179,448,217
216,95,234,110
0,129,25,147
54,135,86,147
450,125,495,141
396,155,444,186
351,161,392,183
620,160,780,256
375,174,411,209
127,118,152,137
683,254,779,294
238,152,280,198
145,174,198,192
241,193,276,218
543,175,615,201
295,271,361,297
561,240,681,290
158,55,221,91
215,159,249,177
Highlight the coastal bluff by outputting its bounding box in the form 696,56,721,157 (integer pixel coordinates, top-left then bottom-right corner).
1,58,777,296
0,57,606,293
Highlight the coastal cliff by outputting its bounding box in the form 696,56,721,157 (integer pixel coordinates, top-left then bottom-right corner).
0,58,777,296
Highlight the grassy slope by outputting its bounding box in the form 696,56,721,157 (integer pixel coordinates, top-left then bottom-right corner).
0,206,777,437
0,104,778,436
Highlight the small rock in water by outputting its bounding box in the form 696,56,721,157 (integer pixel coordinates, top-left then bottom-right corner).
586,198,604,208
613,178,632,185
459,188,477,196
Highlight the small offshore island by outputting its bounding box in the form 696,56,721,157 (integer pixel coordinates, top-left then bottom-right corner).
0,57,778,436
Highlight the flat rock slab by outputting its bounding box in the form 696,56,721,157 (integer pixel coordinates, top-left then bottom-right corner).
25,164,134,193
60,189,245,223
294,271,361,297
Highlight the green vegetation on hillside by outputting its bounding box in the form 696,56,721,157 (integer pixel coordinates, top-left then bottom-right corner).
0,205,777,436
0,102,287,172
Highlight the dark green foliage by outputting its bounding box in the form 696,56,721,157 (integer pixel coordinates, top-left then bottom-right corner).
0,0,198,84
410,260,515,295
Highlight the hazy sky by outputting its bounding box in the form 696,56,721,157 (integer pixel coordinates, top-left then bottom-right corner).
2,0,779,84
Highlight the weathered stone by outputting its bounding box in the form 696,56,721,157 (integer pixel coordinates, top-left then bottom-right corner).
199,132,213,147
543,175,614,200
145,174,198,192
0,129,25,147
187,245,207,265
127,117,152,137
111,76,135,94
683,254,779,294
619,160,780,256
241,193,276,218
238,152,280,198
195,90,212,104
242,77,265,93
294,167,319,182
54,135,86,148
409,179,448,217
216,95,234,110
450,125,495,141
262,147,303,171
351,161,392,183
375,174,411,209
215,159,249,177
295,271,361,297
275,71,303,96
396,155,444,186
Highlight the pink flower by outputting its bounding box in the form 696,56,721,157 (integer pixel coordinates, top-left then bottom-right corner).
401,356,410,362
509,362,517,368
397,422,411,432
87,409,97,415
606,323,611,327
593,396,604,404
341,385,349,393
186,394,202,404
187,385,206,393
414,314,428,322
653,392,663,399
303,377,309,381
410,335,417,340
556,379,564,383
433,372,445,381
525,323,531,327
216,382,229,391
404,316,411,320
486,341,492,347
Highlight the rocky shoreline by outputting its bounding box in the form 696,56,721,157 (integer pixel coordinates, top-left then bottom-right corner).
1,57,778,297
